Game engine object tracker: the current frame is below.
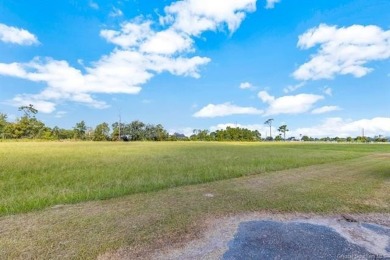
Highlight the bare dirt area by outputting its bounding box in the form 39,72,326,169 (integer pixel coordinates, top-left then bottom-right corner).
105,212,390,260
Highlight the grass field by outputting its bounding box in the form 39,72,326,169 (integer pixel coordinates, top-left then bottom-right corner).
1,141,387,216
0,142,389,258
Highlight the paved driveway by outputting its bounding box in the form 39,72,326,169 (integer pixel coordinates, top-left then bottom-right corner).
223,220,390,260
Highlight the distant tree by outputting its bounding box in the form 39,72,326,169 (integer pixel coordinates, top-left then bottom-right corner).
346,136,352,142
18,104,38,118
111,122,126,141
126,120,146,141
274,134,283,141
8,105,48,139
0,113,7,139
152,124,168,141
373,135,386,142
74,121,87,140
264,118,274,139
301,135,310,141
51,126,61,140
93,122,110,141
58,128,74,139
277,124,289,141
354,136,367,142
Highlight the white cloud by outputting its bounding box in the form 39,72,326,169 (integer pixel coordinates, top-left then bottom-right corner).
109,7,123,17
265,0,280,9
162,0,257,36
311,106,341,114
0,50,211,112
283,82,305,93
100,20,153,49
1,0,256,113
193,102,263,118
239,82,253,89
258,90,324,115
0,23,38,45
140,29,194,55
292,117,390,138
294,24,390,80
10,95,57,113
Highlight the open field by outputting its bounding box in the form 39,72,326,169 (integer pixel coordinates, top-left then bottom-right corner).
0,142,389,258
1,142,388,216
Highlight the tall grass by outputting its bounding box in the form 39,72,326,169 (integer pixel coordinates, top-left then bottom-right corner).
0,142,388,215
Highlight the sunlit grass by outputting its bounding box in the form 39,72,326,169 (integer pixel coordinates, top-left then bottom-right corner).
0,142,388,216
0,151,389,259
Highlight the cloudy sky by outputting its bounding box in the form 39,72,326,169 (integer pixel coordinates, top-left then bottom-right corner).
0,0,389,138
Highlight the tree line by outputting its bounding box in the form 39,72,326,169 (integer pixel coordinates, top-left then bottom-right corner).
0,105,262,141
0,106,387,142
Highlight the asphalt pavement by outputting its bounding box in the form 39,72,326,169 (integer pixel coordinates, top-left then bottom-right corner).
223,220,390,260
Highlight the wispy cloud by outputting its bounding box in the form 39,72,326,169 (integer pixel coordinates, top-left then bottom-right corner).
283,82,305,93
323,87,332,96
311,105,341,114
54,111,67,118
109,7,123,17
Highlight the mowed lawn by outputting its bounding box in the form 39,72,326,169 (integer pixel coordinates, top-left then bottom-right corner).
0,141,389,216
0,142,389,259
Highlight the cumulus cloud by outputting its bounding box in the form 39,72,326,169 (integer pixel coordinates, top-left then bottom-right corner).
265,0,280,9
0,0,256,113
311,105,341,114
239,82,253,89
0,23,38,45
294,24,390,81
161,0,257,36
141,30,194,55
193,102,263,118
292,117,390,138
258,90,324,115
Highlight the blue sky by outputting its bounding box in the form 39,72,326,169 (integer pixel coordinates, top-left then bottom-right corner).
0,0,389,138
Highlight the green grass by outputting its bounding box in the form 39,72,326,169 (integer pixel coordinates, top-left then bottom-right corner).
1,142,389,216
0,150,389,259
